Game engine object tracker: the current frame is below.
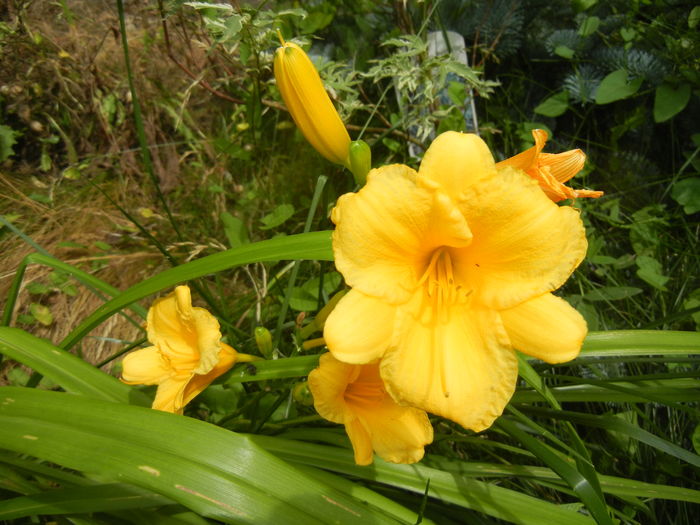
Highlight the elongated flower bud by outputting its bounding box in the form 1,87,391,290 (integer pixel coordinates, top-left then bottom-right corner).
274,38,351,167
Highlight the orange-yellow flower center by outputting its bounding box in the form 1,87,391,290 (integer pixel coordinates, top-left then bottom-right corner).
344,365,386,407
418,248,470,316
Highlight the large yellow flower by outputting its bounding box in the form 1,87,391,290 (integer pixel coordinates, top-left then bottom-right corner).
308,353,433,465
324,132,588,432
121,286,249,414
497,129,603,202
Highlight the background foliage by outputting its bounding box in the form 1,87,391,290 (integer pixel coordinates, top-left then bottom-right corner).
0,0,698,524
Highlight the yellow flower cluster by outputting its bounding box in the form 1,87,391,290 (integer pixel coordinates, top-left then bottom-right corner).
272,37,600,466
122,38,600,468
120,286,254,414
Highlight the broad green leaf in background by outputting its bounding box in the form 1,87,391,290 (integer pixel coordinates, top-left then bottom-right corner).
0,124,18,161
260,204,295,230
220,212,250,249
582,286,643,302
654,83,691,122
534,91,569,117
578,15,600,36
635,255,670,291
671,177,700,214
595,69,642,105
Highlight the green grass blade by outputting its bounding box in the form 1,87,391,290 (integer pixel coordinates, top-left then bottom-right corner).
0,387,400,524
0,327,149,405
514,378,700,404
252,435,596,525
580,331,700,357
524,406,700,468
60,231,333,351
224,355,319,384
516,355,607,517
496,417,613,525
0,484,172,519
420,456,700,503
274,175,328,353
296,464,435,525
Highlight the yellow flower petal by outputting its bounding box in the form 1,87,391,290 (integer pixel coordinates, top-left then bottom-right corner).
146,286,221,375
181,343,239,407
381,300,517,432
332,164,472,304
308,353,356,424
453,167,588,310
344,416,374,465
323,289,396,364
152,375,189,414
308,354,433,464
353,395,433,464
120,346,171,385
418,131,496,199
501,293,587,363
274,41,350,166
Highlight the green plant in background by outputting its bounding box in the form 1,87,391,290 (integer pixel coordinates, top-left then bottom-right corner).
0,1,698,524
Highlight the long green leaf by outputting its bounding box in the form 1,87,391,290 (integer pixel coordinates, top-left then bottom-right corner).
523,407,700,468
513,378,700,404
580,331,700,357
0,484,171,519
496,417,613,525
0,328,149,405
252,435,595,525
60,231,333,351
224,355,319,384
0,387,400,524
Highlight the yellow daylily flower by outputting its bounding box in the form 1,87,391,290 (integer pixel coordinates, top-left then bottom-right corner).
324,131,588,432
496,129,603,202
308,353,433,465
274,37,351,167
121,286,253,414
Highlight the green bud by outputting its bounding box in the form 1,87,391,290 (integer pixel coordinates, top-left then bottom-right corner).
292,381,314,406
254,326,273,359
348,139,371,186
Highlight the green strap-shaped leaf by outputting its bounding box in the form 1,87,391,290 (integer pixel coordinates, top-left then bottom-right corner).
0,387,400,525
252,435,595,525
0,328,149,405
497,417,613,525
61,231,333,351
581,330,700,357
0,483,172,519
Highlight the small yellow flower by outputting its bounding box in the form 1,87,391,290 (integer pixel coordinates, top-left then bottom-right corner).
273,37,351,167
308,353,433,465
121,286,249,414
497,129,603,202
324,132,588,432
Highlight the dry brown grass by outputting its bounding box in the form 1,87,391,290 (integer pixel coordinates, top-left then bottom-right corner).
0,172,164,383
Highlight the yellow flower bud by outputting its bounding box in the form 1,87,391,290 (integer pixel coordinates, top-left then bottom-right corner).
273,38,351,167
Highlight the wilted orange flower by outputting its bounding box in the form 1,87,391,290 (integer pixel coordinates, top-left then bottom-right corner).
308,353,433,465
324,132,588,431
121,286,253,414
497,129,603,201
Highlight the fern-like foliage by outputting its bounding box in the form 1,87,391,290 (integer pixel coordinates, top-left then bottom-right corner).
593,47,671,86
437,0,525,59
562,64,604,104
